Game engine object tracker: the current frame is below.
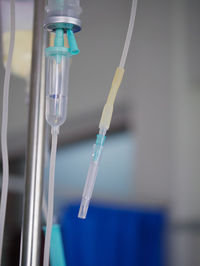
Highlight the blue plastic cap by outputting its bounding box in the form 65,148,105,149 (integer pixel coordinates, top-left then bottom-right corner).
67,29,80,55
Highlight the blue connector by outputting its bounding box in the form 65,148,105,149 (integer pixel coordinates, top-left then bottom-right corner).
67,29,80,55
93,134,106,162
78,132,106,219
45,25,80,61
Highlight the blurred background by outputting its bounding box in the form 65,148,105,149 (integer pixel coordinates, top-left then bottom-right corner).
1,0,200,265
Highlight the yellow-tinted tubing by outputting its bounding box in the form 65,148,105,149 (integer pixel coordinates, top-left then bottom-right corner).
99,67,125,130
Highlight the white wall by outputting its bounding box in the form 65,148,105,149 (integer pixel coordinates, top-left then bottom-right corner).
127,0,173,206
127,0,200,265
170,0,200,265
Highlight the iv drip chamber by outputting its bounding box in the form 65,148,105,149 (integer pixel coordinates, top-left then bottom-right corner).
46,54,70,128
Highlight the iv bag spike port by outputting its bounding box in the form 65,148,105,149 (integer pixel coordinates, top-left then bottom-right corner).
44,16,82,33
45,28,80,58
43,0,82,33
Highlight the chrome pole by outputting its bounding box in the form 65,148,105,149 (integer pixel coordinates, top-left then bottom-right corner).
20,0,46,264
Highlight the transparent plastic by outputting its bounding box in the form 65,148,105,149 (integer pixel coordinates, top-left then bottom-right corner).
119,0,138,68
78,129,106,219
78,160,99,219
1,0,33,33
1,0,33,100
0,0,15,263
43,131,58,266
79,0,138,219
46,55,70,128
46,0,82,19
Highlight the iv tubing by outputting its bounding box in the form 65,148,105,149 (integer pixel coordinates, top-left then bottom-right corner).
78,0,138,219
0,0,15,262
99,0,138,130
119,0,138,69
43,129,58,266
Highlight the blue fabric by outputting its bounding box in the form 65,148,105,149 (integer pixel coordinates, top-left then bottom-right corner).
60,204,166,266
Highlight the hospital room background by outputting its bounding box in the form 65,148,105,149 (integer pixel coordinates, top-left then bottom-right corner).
0,0,200,265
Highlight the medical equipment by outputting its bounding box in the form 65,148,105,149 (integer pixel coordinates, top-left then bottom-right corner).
0,0,15,263
1,0,33,78
0,0,137,262
78,0,138,219
2,0,34,103
43,1,81,265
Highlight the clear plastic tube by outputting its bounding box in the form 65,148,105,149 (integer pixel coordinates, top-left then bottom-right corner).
0,0,15,262
78,128,106,219
43,129,58,266
42,191,48,222
119,0,138,69
78,0,138,219
78,161,99,219
45,52,70,128
43,28,73,265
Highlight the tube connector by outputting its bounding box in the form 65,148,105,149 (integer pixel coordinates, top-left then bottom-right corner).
51,126,59,135
78,197,90,219
54,29,64,47
78,130,106,219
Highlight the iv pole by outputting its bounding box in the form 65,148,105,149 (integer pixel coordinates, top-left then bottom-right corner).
20,0,46,264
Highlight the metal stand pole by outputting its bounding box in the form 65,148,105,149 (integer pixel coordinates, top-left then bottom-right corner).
20,0,46,264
